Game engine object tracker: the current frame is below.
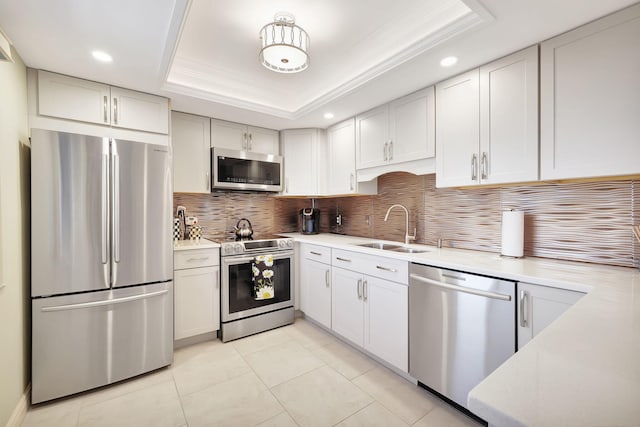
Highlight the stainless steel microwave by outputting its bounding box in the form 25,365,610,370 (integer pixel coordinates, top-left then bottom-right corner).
211,147,283,192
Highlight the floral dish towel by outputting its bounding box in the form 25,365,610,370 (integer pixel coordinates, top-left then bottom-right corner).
252,255,275,300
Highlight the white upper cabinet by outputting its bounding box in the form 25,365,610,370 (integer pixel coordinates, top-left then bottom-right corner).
436,46,538,187
479,45,539,184
171,111,211,193
37,70,168,135
110,86,169,134
540,4,640,180
281,128,326,196
327,119,377,196
436,70,480,187
210,118,279,154
389,88,435,164
356,87,435,173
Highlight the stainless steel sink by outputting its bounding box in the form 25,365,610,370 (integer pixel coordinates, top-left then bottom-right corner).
389,246,429,254
356,242,402,250
354,242,429,254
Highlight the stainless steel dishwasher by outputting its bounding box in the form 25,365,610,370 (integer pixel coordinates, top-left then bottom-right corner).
409,263,516,411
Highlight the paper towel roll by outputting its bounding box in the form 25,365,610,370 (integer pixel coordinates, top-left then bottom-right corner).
501,210,524,257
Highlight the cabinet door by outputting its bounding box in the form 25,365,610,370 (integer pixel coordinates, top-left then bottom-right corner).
37,70,111,126
300,259,332,328
480,46,539,184
331,267,364,347
211,119,247,150
174,266,220,340
540,4,640,180
363,276,408,371
435,69,480,187
517,282,584,349
389,87,435,165
247,126,279,154
110,87,169,134
171,112,211,193
281,129,320,196
356,105,388,169
328,118,357,195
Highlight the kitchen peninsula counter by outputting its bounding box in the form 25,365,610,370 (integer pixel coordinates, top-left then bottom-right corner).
282,233,640,426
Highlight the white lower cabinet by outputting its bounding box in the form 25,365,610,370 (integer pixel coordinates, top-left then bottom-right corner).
517,282,584,349
174,248,220,340
331,250,408,371
299,244,332,329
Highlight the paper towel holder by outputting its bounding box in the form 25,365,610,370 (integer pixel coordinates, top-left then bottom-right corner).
500,209,525,258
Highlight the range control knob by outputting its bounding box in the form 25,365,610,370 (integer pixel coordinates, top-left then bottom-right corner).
286,240,294,248
278,240,286,248
223,245,233,255
234,243,243,254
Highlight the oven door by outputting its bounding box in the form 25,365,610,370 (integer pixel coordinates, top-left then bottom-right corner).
221,251,294,322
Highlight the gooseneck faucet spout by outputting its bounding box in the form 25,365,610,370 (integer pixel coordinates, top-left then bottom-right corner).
383,204,416,245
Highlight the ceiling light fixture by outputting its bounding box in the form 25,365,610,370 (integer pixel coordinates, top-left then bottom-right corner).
323,112,334,119
440,56,458,67
92,50,113,63
259,12,309,73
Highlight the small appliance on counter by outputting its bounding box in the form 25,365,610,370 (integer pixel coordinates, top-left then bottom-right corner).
300,200,320,234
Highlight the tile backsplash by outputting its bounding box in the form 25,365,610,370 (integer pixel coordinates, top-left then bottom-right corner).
174,173,639,268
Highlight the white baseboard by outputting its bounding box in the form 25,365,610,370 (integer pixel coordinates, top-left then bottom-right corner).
5,384,30,427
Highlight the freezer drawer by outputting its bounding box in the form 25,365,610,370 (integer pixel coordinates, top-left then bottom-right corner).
31,282,173,403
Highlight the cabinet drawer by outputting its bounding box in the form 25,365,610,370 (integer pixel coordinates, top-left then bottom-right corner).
174,248,219,270
332,249,408,284
301,243,332,264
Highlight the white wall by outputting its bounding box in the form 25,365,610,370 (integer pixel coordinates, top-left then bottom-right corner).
0,46,30,425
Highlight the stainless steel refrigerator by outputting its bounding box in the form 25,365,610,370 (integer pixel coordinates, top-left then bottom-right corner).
30,129,173,404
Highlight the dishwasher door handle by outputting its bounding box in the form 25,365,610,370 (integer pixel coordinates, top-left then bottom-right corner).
410,274,512,301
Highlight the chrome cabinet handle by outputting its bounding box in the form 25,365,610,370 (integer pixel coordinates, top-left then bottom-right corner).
113,97,118,125
336,257,352,263
388,141,393,160
205,171,209,189
471,154,478,181
248,133,253,151
376,265,398,273
325,270,330,287
186,257,210,262
350,173,355,191
363,280,368,301
383,142,388,161
216,274,219,289
310,251,322,256
103,95,108,123
357,279,363,298
481,152,488,180
243,132,247,150
520,290,528,327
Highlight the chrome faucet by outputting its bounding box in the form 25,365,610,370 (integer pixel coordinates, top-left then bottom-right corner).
383,204,416,245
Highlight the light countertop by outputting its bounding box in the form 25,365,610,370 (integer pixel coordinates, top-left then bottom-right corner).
282,233,640,426
173,238,220,251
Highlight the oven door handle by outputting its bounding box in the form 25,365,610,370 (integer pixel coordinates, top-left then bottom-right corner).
222,252,294,265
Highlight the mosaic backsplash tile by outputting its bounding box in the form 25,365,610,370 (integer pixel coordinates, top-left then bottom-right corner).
175,173,639,268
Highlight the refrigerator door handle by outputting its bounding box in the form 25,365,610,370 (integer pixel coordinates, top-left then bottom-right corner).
101,147,109,265
40,289,169,312
112,143,120,264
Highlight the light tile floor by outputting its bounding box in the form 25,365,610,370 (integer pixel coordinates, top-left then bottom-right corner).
22,318,483,427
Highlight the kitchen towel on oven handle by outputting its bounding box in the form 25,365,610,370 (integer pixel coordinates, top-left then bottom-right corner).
252,255,275,300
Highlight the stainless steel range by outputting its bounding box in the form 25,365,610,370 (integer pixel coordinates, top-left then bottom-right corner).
220,236,295,342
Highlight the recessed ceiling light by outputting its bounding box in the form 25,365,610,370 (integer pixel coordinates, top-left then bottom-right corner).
323,112,334,119
92,50,113,63
440,56,458,67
